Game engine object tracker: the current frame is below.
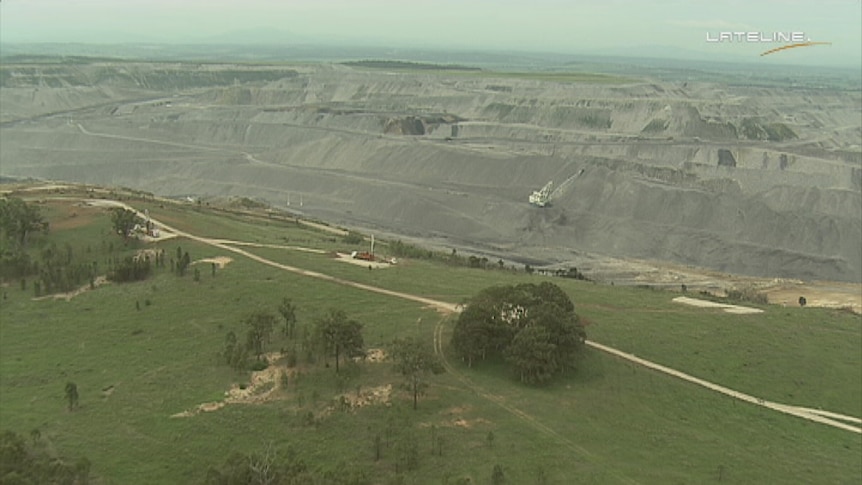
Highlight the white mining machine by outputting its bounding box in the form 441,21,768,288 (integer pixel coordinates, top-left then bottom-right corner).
529,181,553,207
529,169,584,207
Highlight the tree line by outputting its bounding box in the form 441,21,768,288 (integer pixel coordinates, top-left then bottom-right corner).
386,239,590,281
0,197,47,279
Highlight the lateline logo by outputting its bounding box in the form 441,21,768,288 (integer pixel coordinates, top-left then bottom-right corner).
705,31,831,56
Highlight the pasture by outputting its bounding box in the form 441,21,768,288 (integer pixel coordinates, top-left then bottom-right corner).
1,190,859,484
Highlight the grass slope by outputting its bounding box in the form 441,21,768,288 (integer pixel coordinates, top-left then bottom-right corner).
0,192,859,484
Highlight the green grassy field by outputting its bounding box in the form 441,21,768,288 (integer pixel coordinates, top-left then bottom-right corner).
1,192,859,484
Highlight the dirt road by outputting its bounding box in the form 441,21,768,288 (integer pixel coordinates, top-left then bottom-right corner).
586,341,861,433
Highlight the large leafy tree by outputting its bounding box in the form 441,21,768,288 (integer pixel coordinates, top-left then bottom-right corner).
390,337,444,409
314,309,364,373
451,282,586,385
505,326,557,384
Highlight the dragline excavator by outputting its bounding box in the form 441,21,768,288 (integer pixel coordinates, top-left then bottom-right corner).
528,168,585,208
529,181,553,207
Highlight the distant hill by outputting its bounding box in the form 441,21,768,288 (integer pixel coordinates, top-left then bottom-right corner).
342,60,482,71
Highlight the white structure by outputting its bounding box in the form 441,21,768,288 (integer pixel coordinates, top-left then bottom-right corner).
529,181,553,207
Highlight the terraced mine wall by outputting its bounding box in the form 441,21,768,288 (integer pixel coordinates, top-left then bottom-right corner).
1,62,860,282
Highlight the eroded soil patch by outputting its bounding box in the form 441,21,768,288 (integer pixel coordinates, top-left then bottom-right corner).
335,384,392,410
171,352,284,418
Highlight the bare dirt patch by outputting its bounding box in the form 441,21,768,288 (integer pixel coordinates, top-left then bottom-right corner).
172,350,393,418
135,249,158,261
355,348,387,363
672,296,763,314
192,256,233,269
436,405,490,428
333,252,394,269
588,256,861,314
140,229,177,243
336,384,392,410
762,281,862,314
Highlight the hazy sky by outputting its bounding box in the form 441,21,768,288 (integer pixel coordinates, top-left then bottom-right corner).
1,0,860,66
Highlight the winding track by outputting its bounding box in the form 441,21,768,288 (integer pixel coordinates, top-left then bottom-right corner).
89,198,862,435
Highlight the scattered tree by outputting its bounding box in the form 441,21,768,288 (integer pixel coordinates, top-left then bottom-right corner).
204,444,315,485
278,298,298,339
223,331,248,370
390,337,444,409
314,309,364,373
64,382,79,411
177,251,192,277
798,296,807,307
491,464,505,485
536,466,548,485
374,434,382,462
394,432,420,473
107,255,151,283
244,311,277,359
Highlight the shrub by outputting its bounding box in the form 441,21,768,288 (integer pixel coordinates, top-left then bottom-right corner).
342,232,364,245
726,288,768,305
286,350,298,368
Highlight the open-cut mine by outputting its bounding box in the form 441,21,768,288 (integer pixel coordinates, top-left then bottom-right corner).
1,60,859,283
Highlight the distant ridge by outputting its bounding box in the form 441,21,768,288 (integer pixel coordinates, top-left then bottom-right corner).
342,60,482,71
